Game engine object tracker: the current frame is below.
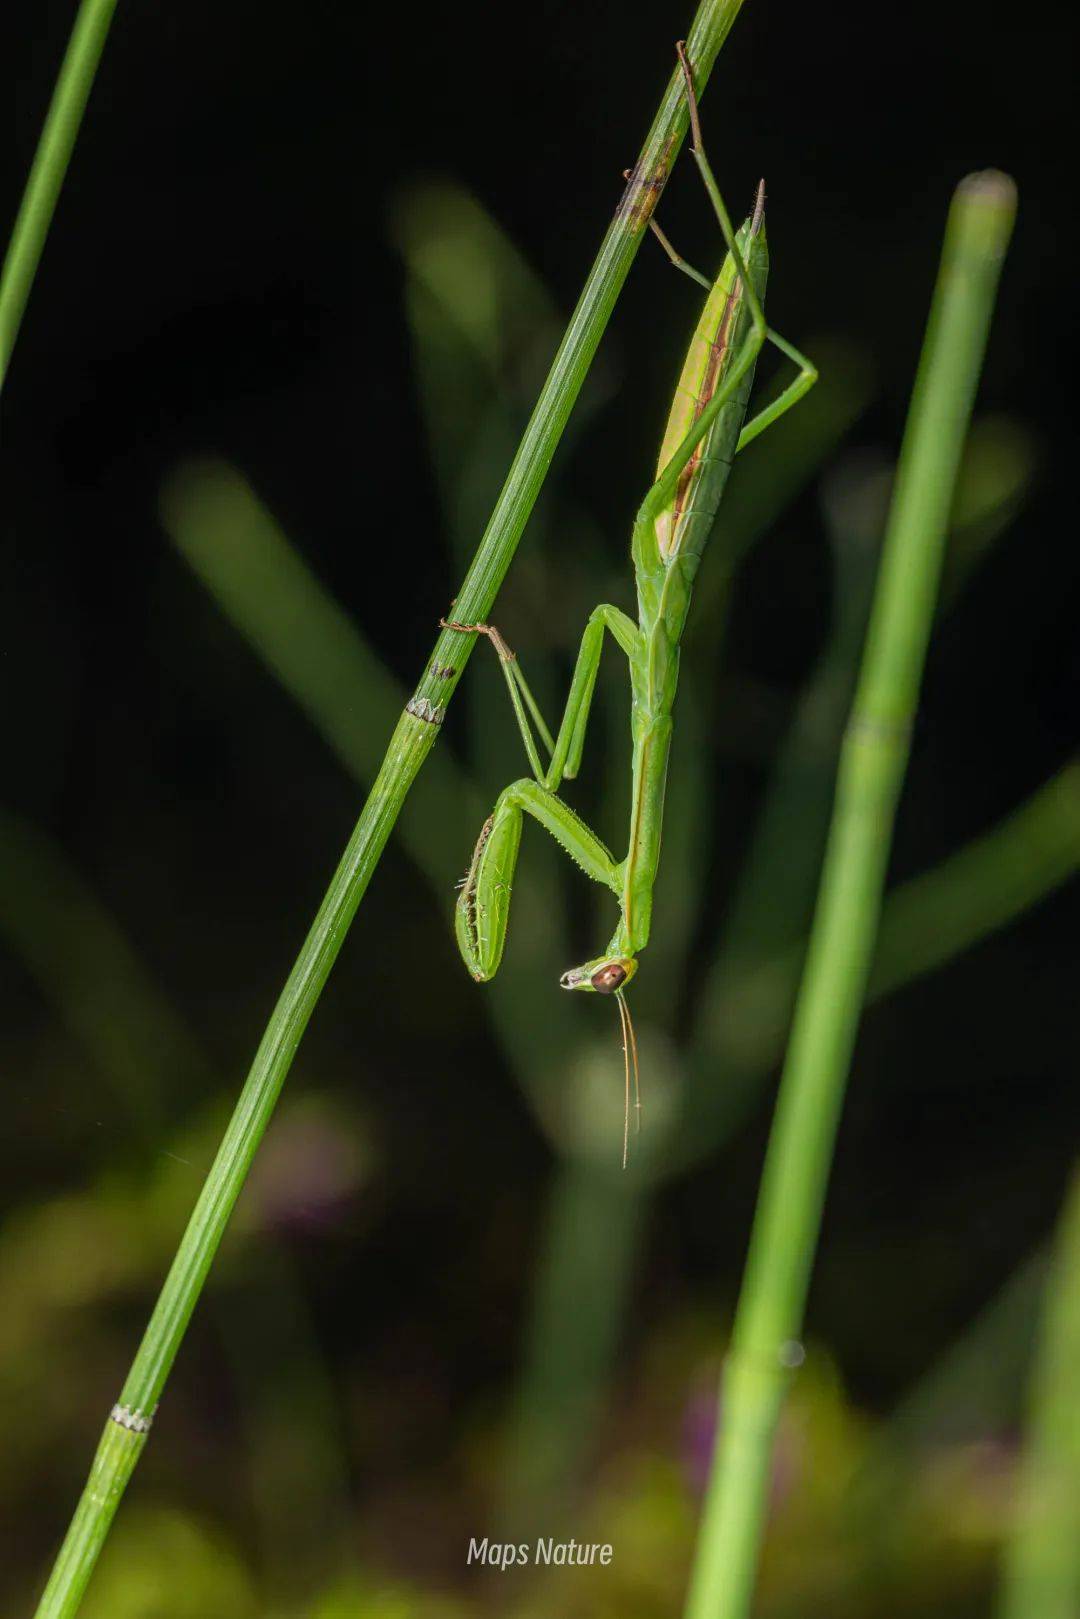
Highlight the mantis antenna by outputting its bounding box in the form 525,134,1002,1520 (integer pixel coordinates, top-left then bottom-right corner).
615,988,641,1169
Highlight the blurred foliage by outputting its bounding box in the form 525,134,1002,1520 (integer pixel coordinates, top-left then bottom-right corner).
997,1164,1080,1619
3,136,1077,1618
80,1508,261,1619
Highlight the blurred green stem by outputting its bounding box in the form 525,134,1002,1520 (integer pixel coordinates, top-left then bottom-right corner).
35,5,749,1612
1,0,118,394
502,1160,647,1530
998,1164,1080,1619
869,761,1080,997
159,461,483,888
683,757,1080,1160
684,172,1017,1619
0,808,214,1128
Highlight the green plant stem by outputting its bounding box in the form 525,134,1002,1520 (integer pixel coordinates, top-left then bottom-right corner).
34,6,747,1613
0,0,118,394
998,1163,1080,1619
683,171,1017,1619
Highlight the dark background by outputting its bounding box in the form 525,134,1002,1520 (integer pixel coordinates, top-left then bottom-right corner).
2,2,1077,1614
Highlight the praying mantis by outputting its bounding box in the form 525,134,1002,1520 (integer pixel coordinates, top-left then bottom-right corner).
443,44,818,1163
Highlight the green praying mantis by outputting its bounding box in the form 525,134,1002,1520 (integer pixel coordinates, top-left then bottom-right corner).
443,45,818,1163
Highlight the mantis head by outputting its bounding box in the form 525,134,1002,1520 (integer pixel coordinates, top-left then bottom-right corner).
559,955,638,994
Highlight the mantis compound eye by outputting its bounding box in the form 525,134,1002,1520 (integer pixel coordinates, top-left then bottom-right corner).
560,957,637,993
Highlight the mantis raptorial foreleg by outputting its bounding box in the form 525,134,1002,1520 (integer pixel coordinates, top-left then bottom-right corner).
454,775,620,982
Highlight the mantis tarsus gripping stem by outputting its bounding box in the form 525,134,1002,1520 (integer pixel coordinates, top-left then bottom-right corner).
441,617,556,782
448,45,819,1163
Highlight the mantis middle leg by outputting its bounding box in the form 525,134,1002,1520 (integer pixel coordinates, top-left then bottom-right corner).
445,605,640,982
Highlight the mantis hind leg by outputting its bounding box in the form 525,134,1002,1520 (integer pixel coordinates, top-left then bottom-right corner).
675,40,765,341
645,219,817,455
647,43,818,454
455,778,621,982
736,327,818,451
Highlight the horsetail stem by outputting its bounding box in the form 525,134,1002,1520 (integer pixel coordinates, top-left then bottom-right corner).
683,171,1017,1619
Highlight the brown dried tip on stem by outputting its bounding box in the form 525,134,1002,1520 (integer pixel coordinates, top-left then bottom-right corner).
956,169,1018,207
952,170,1017,259
675,39,702,152
751,178,767,235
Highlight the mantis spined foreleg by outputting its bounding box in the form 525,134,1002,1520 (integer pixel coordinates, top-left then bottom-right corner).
446,43,819,1161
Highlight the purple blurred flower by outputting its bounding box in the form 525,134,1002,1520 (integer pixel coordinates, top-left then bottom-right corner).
246,1100,369,1234
681,1375,802,1506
